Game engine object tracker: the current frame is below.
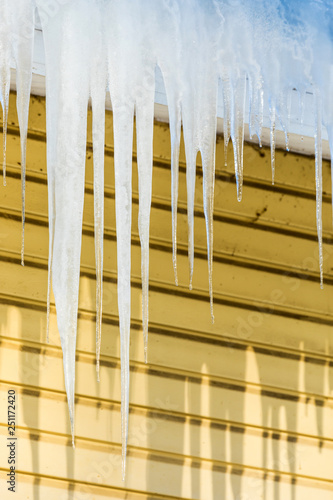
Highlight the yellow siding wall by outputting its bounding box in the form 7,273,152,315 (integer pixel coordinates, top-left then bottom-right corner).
0,93,333,499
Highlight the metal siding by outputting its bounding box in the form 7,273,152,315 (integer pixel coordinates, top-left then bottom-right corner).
0,93,332,499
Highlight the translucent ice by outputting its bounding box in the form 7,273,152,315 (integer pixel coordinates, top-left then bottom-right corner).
0,0,35,262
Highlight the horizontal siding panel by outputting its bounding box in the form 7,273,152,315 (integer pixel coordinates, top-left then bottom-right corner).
1,428,333,500
2,93,332,197
0,256,332,348
1,164,332,282
1,94,333,499
0,295,333,402
2,132,333,238
1,286,333,360
1,163,332,283
1,341,332,441
1,212,333,320
0,385,333,482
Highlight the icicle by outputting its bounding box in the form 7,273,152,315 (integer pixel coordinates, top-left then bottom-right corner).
157,0,182,288
184,142,197,291
10,0,35,266
200,73,218,322
270,104,276,185
181,0,218,309
249,74,264,146
0,73,9,188
314,90,323,289
165,89,181,287
230,73,246,202
0,0,11,186
299,89,306,142
37,0,92,446
201,97,217,322
202,152,216,323
136,74,155,363
90,10,106,383
181,25,198,290
104,0,140,477
222,74,232,167
112,104,134,480
285,88,292,152
91,89,106,382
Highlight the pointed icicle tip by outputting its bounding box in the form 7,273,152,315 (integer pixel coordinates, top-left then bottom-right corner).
21,215,25,266
173,256,179,287
122,455,126,482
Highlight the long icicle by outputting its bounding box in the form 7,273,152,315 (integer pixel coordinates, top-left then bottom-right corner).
11,0,35,266
113,103,134,479
222,73,231,167
200,70,218,323
91,89,106,382
231,73,246,202
185,146,197,290
0,70,9,187
270,103,276,185
136,78,155,363
167,90,181,286
181,49,198,290
158,0,182,287
249,74,264,146
202,138,216,323
90,11,106,382
314,90,323,289
37,0,91,446
0,0,11,185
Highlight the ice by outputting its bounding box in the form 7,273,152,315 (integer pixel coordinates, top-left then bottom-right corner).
90,7,107,383
104,0,158,477
136,93,155,363
270,104,276,185
0,0,11,187
2,0,333,478
230,73,246,202
314,90,323,289
36,0,92,445
155,1,182,286
11,1,35,265
222,74,232,167
0,0,35,261
249,74,264,147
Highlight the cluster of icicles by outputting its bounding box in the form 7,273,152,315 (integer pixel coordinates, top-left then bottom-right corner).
1,0,333,478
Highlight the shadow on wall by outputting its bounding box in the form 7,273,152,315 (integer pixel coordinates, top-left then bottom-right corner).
0,300,77,500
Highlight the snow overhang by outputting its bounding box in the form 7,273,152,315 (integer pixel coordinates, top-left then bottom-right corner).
10,26,331,160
